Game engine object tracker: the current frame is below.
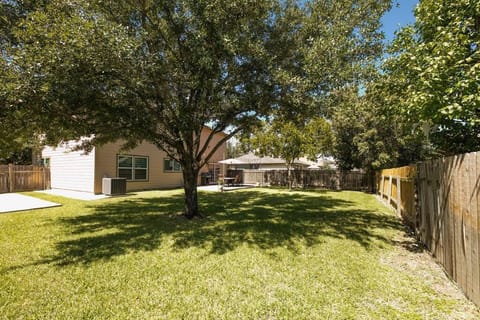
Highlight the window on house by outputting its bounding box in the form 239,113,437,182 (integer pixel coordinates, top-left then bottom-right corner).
40,158,50,167
117,155,148,181
164,158,182,172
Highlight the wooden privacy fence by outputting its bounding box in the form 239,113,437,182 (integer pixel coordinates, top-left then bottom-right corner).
377,165,417,229
243,170,266,185
0,164,51,193
378,151,480,307
241,169,370,191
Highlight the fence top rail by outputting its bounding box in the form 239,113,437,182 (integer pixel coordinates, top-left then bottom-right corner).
378,165,416,178
0,165,46,170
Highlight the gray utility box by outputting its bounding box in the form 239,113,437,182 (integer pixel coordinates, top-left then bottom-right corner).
102,177,127,195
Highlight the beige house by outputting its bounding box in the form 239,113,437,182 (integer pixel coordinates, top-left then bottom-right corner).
42,128,227,194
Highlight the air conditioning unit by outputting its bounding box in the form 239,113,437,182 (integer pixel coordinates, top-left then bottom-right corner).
102,177,127,195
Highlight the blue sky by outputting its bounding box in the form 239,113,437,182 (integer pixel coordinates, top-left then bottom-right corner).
381,0,419,42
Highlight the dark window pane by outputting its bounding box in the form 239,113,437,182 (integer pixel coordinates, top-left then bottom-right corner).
174,161,181,171
118,168,132,180
134,169,147,180
118,156,132,168
164,159,173,171
135,157,147,169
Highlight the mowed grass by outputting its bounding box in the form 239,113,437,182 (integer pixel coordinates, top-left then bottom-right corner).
0,188,478,319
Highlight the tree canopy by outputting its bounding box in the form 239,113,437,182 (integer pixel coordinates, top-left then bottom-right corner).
384,0,480,155
239,0,391,173
331,0,479,171
242,117,332,188
2,0,391,216
331,83,427,171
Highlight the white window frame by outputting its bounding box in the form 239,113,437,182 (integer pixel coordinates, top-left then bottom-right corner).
163,158,182,173
117,155,149,181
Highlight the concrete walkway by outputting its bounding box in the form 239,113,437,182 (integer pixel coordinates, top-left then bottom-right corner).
36,189,110,201
0,193,61,214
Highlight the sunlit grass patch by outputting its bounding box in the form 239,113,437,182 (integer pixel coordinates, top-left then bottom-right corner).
0,188,478,319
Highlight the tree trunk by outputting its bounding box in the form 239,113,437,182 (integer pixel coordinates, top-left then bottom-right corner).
182,164,201,219
287,164,292,190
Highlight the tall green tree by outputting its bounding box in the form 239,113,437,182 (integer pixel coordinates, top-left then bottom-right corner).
243,117,332,189
267,0,391,120
226,141,243,159
3,0,391,217
385,0,480,155
6,0,273,218
0,1,48,162
331,84,426,172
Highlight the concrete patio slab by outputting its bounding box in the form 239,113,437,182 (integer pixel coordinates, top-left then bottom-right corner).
198,184,256,192
36,189,110,201
0,193,61,213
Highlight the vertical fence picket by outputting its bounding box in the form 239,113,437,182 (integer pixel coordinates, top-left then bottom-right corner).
0,164,50,194
465,152,479,303
477,152,480,305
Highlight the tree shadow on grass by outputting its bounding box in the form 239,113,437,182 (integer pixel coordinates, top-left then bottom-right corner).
42,190,404,265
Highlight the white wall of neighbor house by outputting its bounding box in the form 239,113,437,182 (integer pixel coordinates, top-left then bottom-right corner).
94,141,184,194
41,142,96,193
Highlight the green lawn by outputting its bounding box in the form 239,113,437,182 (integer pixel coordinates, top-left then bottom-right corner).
0,188,478,319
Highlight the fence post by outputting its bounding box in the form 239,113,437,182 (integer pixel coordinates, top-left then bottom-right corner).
8,164,14,193
387,175,392,205
335,171,341,190
396,176,401,216
380,175,385,198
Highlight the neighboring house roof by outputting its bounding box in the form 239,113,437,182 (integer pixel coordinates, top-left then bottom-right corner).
229,153,313,166
218,158,246,165
222,153,337,170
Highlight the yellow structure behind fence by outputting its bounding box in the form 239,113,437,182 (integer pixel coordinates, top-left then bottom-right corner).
377,165,416,229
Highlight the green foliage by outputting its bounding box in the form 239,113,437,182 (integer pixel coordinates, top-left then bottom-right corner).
249,121,304,167
385,0,480,155
4,0,275,216
266,0,391,119
255,0,390,172
2,0,391,215
245,117,332,165
243,117,332,189
226,141,243,159
335,0,480,170
331,84,426,171
0,50,38,162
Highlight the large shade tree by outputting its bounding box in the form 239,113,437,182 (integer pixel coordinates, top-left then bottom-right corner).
3,0,391,218
0,1,48,161
5,0,274,218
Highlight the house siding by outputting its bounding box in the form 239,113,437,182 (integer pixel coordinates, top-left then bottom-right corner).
94,141,183,193
42,142,96,193
199,128,226,166
43,128,227,194
199,128,227,179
